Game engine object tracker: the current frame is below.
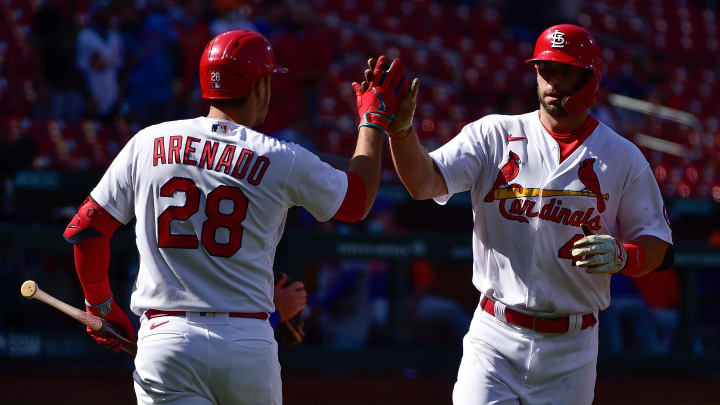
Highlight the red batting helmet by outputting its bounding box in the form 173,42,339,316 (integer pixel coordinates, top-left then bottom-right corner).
199,30,288,100
526,24,603,115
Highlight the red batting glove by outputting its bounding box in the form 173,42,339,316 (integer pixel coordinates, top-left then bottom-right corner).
352,55,410,136
85,296,135,352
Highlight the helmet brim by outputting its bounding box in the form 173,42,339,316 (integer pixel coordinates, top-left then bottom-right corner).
525,52,596,71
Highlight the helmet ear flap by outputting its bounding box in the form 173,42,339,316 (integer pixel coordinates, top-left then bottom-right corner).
562,68,601,115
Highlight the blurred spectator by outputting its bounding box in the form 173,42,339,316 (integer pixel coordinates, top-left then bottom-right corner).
312,259,373,349
611,53,665,100
631,268,681,353
208,0,257,37
124,1,181,125
30,0,84,120
168,0,211,115
590,89,621,133
76,0,124,118
407,259,470,348
0,118,36,216
1,118,37,175
270,3,333,129
600,269,680,355
253,0,292,40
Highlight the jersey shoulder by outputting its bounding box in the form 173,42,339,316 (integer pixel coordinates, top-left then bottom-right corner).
466,112,536,131
127,118,196,145
240,126,302,159
590,120,652,182
135,117,201,136
593,121,647,161
238,127,334,179
460,112,536,146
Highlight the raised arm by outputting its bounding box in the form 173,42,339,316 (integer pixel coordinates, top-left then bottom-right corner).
389,125,448,200
347,126,385,218
360,58,448,200
334,56,411,222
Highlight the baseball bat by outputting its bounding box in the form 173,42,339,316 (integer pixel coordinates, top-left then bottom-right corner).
20,280,137,356
581,223,594,236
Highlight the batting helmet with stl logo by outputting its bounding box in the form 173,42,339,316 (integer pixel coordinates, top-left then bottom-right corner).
199,30,288,99
525,24,603,115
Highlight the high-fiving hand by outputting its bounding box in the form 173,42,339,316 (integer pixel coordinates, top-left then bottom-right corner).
352,55,412,137
357,57,420,139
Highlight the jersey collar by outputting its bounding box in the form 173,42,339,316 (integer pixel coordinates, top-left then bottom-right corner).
537,111,599,141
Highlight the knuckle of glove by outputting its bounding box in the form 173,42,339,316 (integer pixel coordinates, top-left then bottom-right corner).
585,264,612,274
571,247,589,257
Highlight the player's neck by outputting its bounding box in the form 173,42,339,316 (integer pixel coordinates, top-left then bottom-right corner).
207,105,257,128
539,108,589,133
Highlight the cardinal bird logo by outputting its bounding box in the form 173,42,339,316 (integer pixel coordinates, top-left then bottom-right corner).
484,151,523,202
578,158,606,213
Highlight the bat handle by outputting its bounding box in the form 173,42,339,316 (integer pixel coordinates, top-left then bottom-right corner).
581,224,594,236
100,320,138,356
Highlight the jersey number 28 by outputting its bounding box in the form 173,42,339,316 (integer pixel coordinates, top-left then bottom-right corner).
157,177,247,257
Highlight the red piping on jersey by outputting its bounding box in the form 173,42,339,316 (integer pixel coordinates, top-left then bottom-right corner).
333,171,367,223
538,113,599,163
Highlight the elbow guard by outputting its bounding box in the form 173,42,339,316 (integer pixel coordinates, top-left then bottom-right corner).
64,197,122,244
333,171,367,223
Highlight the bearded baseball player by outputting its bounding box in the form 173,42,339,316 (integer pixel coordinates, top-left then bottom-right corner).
63,29,408,404
364,24,674,404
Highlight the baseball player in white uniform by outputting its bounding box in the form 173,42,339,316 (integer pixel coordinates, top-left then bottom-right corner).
63,30,409,404
362,24,674,404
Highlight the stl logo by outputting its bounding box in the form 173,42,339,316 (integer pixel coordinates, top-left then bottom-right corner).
550,30,566,48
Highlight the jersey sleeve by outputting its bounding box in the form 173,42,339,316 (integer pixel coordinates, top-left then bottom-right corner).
89,137,137,225
428,123,486,205
285,144,348,222
616,166,673,245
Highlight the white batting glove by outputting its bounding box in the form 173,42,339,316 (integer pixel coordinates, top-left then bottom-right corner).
571,234,627,274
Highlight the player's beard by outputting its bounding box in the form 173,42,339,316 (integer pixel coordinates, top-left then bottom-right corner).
537,85,569,118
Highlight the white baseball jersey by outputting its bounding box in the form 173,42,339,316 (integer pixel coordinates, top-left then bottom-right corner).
430,111,672,314
91,117,348,315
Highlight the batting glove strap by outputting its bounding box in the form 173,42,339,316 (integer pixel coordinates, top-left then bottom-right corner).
358,112,395,135
85,294,113,316
571,234,627,274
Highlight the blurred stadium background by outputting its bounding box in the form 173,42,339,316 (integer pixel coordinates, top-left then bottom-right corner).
1,0,719,404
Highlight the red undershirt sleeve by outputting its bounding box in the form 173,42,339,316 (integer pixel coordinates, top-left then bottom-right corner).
64,197,122,304
332,171,367,223
74,236,113,303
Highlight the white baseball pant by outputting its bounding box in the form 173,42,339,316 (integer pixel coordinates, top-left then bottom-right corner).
453,301,599,405
133,312,281,405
